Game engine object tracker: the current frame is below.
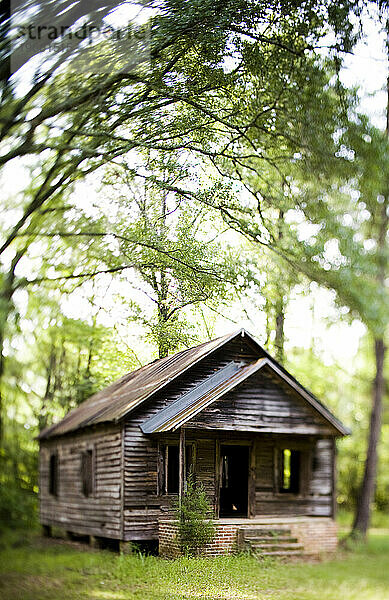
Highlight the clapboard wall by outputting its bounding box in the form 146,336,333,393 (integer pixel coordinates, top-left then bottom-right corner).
121,336,260,540
39,424,122,539
188,367,335,435
253,435,334,517
39,335,336,542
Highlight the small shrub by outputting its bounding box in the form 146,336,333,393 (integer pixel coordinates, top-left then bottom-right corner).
175,472,215,556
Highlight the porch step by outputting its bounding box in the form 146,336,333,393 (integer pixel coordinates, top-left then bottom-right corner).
242,527,291,537
251,542,303,553
238,526,304,559
254,549,304,558
245,536,298,546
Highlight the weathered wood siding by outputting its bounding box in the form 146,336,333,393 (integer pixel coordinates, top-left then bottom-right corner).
254,435,334,517
188,367,335,435
123,422,160,540
40,336,336,542
196,437,217,505
121,337,259,540
39,424,122,538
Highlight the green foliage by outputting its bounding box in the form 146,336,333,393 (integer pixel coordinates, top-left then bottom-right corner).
174,472,215,556
0,424,38,531
288,332,389,512
0,287,139,530
100,154,242,357
337,509,389,530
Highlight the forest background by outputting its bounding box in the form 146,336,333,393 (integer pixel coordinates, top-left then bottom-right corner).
0,0,388,541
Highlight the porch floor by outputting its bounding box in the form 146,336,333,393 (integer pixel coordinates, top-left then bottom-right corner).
217,516,325,525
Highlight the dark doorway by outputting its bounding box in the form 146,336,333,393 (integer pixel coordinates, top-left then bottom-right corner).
219,445,249,517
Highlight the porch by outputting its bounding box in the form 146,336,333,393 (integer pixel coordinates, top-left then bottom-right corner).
158,516,338,558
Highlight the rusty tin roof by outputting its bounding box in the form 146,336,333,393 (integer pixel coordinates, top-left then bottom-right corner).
38,330,239,439
38,328,350,440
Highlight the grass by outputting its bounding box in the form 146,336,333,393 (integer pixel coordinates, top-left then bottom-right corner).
337,509,389,530
1,529,389,600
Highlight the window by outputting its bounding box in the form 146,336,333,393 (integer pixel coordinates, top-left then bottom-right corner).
280,449,300,494
81,449,94,497
166,445,179,494
161,443,195,495
49,453,59,496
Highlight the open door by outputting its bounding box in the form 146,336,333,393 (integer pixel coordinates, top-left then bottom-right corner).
219,445,249,517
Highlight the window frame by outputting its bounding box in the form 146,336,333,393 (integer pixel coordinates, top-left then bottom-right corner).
274,444,311,497
49,452,59,497
158,441,196,496
80,446,95,498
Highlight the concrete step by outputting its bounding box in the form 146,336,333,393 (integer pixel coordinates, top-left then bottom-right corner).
238,525,305,558
254,549,304,558
245,536,299,544
241,527,291,537
250,542,304,553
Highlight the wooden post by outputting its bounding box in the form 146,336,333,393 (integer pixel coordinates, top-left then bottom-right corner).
332,438,337,519
248,440,256,518
273,446,279,493
157,440,164,496
179,427,186,498
90,535,100,549
119,541,133,555
215,440,220,518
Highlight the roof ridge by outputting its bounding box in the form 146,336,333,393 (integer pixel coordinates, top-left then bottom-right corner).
38,327,349,440
38,329,249,439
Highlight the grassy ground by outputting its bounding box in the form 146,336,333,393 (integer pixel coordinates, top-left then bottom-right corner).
1,529,389,600
337,509,389,530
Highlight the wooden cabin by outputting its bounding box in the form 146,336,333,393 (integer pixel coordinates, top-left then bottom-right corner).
38,329,349,556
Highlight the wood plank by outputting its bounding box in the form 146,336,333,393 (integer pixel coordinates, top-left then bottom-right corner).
179,427,185,498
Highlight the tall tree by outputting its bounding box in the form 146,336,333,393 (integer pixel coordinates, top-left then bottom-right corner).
351,18,389,538
212,72,388,538
0,0,362,439
102,154,240,357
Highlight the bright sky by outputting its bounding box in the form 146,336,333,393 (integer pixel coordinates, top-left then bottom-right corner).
341,11,387,130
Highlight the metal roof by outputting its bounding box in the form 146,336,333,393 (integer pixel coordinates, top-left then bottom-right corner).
38,328,350,440
141,357,349,435
141,358,267,433
38,330,240,439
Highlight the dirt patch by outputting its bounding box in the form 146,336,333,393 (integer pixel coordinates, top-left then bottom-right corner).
32,536,99,553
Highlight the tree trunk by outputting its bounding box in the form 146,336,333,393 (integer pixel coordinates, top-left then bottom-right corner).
38,344,56,431
351,198,387,539
156,184,170,359
351,30,389,539
0,249,25,445
274,297,285,363
351,338,385,538
274,209,285,363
